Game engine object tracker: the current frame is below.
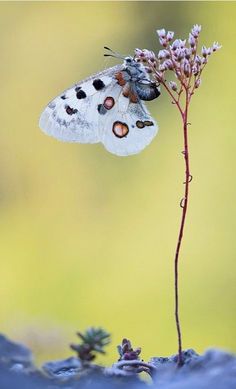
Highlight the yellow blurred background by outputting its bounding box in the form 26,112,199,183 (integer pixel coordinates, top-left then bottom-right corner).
0,1,235,364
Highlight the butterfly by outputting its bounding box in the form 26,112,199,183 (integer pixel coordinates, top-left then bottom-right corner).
39,48,160,157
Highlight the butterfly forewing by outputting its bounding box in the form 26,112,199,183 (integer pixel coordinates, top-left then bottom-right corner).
39,65,122,144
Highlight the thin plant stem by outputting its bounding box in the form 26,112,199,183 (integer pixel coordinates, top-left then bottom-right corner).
174,91,191,366
143,28,220,366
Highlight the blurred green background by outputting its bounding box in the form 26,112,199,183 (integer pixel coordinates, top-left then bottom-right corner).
0,1,235,364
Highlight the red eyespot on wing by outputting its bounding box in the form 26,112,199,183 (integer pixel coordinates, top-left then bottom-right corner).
112,121,129,138
103,97,115,110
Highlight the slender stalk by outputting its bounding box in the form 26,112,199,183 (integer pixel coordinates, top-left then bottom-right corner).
143,27,220,366
174,93,191,366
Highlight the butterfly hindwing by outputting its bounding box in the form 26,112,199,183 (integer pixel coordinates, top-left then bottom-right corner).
39,65,122,144
99,94,158,156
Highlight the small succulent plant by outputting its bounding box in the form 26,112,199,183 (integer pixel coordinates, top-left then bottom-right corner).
117,339,141,361
70,327,110,363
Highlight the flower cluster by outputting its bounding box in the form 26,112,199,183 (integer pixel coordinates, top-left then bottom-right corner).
135,25,221,98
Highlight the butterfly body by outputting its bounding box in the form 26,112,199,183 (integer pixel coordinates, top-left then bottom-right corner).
39,56,160,156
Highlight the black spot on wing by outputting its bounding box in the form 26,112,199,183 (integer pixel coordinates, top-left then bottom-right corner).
93,79,105,90
144,120,154,126
61,95,67,100
76,90,87,99
136,120,145,129
136,120,154,128
97,104,107,115
65,105,78,115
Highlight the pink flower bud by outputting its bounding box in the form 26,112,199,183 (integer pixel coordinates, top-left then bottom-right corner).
195,78,201,88
212,42,222,52
171,39,181,50
179,39,186,48
157,28,166,38
135,48,144,57
143,49,155,60
195,55,202,65
165,59,174,70
169,81,178,91
175,48,185,61
158,50,170,60
185,48,192,60
182,59,191,77
159,37,168,47
188,34,196,48
166,31,174,41
192,64,199,76
191,24,201,38
201,46,208,57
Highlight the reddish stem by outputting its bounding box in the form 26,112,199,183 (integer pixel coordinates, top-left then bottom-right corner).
174,94,191,366
155,67,192,366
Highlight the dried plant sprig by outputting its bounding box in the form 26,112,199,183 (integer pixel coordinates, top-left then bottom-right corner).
135,25,221,366
70,327,110,364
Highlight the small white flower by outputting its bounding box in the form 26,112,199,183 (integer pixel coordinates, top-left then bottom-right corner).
166,59,174,70
207,47,212,55
174,48,185,61
185,48,192,60
160,59,173,70
188,34,196,48
171,39,181,50
191,24,201,38
159,37,168,47
212,41,222,51
158,49,170,60
171,39,186,51
192,64,199,75
179,39,186,48
201,46,208,57
159,63,167,71
166,31,174,41
135,48,144,56
202,47,212,58
143,49,155,60
195,55,202,65
181,59,191,77
169,81,178,91
157,28,166,38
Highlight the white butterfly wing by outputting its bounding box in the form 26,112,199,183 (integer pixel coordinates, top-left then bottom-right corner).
39,65,121,144
99,92,158,156
39,64,158,156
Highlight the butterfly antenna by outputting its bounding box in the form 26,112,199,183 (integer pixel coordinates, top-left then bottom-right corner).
103,46,126,59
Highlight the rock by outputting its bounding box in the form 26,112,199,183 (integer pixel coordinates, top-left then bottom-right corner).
0,336,235,389
0,334,33,368
42,356,82,378
150,348,236,389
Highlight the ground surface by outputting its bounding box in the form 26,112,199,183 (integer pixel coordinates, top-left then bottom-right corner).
0,334,235,389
